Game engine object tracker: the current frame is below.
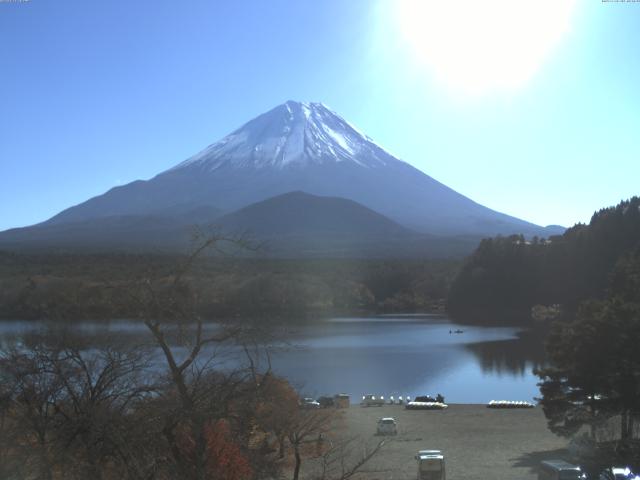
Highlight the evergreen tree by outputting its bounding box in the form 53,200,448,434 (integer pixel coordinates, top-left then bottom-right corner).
536,248,640,446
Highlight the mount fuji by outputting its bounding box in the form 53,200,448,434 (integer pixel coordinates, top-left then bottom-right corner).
0,101,563,255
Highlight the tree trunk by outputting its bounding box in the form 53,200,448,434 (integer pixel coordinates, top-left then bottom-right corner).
278,435,286,459
36,434,53,480
621,410,629,441
86,445,103,480
292,443,301,480
195,425,207,480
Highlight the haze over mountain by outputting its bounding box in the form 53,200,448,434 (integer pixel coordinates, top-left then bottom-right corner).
0,101,563,255
214,191,481,258
218,191,412,238
0,192,480,257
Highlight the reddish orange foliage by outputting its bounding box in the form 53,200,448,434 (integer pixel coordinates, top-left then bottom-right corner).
204,420,253,480
176,419,253,480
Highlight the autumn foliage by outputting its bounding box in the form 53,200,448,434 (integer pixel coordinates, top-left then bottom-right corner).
206,420,253,480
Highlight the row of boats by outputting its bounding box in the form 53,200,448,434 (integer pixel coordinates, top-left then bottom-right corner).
405,401,448,410
487,400,535,409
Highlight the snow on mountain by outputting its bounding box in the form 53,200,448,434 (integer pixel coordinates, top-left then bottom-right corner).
33,100,560,239
169,101,396,171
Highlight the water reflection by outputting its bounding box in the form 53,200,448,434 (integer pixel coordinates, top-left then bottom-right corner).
465,333,547,377
0,316,547,403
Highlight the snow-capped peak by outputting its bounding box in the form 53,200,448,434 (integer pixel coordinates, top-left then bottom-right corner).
169,101,403,172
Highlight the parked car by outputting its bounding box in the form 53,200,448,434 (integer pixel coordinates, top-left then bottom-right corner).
317,396,335,408
300,397,320,409
599,466,640,480
416,450,445,480
415,449,442,459
361,394,384,406
376,417,398,435
414,395,437,403
334,393,350,408
538,460,586,480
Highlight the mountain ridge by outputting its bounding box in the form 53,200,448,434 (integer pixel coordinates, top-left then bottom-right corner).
5,101,564,250
216,190,415,237
0,191,482,258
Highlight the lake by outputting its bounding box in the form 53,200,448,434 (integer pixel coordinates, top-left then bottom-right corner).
0,314,545,404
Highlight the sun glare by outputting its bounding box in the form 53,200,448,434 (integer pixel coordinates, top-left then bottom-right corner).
396,0,576,95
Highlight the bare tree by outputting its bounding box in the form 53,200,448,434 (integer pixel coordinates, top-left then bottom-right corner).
254,374,300,459
314,436,387,480
123,232,280,480
286,409,335,480
0,339,62,480
0,330,157,480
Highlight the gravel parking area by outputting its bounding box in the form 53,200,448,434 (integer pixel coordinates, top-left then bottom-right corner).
331,404,570,480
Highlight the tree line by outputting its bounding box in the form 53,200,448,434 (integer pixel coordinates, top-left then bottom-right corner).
0,253,459,321
447,196,640,325
536,245,640,470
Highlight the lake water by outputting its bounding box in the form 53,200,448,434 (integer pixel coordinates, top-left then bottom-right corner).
0,314,545,404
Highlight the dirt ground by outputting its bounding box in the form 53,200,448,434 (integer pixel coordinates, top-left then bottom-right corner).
314,404,572,480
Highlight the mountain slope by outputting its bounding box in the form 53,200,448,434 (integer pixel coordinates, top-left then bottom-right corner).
215,191,425,257
0,191,482,257
41,101,559,238
0,205,222,252
214,191,482,258
217,191,412,237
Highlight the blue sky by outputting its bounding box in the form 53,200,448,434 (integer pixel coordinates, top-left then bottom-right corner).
1,0,639,231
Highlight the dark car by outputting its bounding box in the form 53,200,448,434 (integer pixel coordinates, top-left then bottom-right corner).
317,396,335,408
414,395,437,403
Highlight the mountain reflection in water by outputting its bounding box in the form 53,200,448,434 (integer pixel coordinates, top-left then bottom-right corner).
465,333,546,377
266,316,546,403
0,315,546,403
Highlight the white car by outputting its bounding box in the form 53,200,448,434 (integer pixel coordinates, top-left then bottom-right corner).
416,449,442,458
599,467,640,480
300,397,320,409
376,417,397,435
416,450,445,480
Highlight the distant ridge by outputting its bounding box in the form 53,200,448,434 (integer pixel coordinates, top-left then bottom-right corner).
0,101,564,254
0,191,481,257
217,191,413,237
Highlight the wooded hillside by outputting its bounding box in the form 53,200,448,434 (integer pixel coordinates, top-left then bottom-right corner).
447,197,640,324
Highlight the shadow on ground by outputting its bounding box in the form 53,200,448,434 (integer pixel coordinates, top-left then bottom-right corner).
510,448,569,474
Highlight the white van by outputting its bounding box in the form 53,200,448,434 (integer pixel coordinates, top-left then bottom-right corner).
538,460,586,480
376,417,398,435
416,451,445,480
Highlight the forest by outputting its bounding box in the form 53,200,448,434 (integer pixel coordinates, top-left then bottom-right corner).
536,234,640,469
0,252,459,322
447,197,640,325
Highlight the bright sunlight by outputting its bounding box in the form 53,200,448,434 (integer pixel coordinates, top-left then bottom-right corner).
396,0,576,94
